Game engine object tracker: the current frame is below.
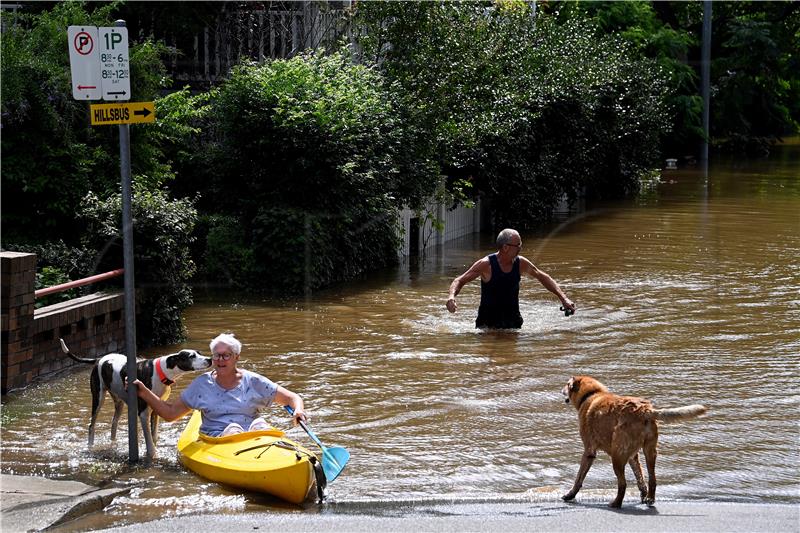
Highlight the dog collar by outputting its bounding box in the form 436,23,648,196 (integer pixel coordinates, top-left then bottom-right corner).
577,390,597,408
155,358,174,386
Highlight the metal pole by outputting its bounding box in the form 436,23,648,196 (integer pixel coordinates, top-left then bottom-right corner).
117,18,138,463
701,1,712,168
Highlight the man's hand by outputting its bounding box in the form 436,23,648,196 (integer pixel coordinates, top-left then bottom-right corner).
561,298,576,315
446,296,458,313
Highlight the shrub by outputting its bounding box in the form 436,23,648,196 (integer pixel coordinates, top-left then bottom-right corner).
34,267,76,308
194,50,407,292
80,185,197,348
199,214,258,289
355,2,671,228
1,2,180,245
1,240,101,306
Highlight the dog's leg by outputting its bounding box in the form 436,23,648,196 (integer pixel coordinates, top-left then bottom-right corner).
88,366,104,448
110,398,124,441
562,450,596,501
140,408,156,459
609,456,627,508
643,441,657,506
629,453,648,503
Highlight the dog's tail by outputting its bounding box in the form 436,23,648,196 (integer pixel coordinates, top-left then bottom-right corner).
59,338,98,364
653,404,707,422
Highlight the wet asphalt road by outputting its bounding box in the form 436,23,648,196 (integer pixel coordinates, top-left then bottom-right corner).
94,500,799,533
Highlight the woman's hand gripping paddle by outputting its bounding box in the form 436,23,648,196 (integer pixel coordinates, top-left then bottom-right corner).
284,406,350,482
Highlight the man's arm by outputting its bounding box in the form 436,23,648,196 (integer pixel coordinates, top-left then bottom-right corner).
131,379,192,421
446,258,489,313
519,257,576,312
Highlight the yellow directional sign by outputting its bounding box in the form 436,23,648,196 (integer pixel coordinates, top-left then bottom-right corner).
90,101,155,126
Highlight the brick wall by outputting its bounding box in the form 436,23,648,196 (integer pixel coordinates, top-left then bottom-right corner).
1,252,126,394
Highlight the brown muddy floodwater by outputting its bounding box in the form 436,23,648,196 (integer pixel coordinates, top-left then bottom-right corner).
2,144,799,529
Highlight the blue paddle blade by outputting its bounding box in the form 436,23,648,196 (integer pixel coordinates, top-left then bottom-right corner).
284,405,350,482
321,446,350,482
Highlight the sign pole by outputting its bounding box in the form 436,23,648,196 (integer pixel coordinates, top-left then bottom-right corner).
701,1,712,173
69,18,145,463
115,19,139,463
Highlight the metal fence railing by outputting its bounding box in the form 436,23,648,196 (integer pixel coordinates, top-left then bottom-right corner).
34,268,124,299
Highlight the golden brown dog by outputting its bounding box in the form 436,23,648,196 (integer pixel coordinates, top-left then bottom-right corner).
561,375,707,508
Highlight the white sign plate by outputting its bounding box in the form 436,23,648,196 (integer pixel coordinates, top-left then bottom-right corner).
67,26,102,100
99,27,130,101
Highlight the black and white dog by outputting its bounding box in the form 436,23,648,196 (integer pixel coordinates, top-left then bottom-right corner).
60,338,211,459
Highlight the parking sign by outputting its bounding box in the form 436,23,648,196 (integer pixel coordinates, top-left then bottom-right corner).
99,27,130,101
67,26,102,100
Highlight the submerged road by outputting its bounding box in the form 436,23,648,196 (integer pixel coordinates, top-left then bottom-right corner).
97,500,798,533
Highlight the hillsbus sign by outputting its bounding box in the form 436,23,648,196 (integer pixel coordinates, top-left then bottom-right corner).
90,102,155,126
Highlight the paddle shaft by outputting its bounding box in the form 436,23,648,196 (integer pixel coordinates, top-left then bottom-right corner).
284,406,324,448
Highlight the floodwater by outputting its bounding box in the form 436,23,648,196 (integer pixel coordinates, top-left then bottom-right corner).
2,142,799,529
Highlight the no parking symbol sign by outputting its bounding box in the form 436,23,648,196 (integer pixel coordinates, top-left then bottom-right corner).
68,25,130,101
68,26,101,100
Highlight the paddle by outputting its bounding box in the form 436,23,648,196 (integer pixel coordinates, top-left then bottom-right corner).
284,406,350,482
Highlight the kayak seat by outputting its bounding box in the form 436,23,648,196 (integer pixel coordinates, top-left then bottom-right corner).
199,427,286,444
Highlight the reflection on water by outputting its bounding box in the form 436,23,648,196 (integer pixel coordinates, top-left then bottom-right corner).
2,144,799,528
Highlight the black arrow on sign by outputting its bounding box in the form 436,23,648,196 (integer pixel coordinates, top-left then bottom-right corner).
134,108,152,118
107,91,127,95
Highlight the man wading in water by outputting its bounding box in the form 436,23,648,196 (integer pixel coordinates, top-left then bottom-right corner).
446,228,576,328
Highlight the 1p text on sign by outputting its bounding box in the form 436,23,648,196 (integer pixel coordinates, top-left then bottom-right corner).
99,27,130,101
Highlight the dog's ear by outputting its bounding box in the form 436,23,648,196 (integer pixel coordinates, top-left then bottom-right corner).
570,377,581,393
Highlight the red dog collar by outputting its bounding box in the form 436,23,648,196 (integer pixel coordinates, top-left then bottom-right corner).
155,358,174,385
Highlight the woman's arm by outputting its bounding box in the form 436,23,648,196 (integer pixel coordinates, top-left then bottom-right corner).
274,385,308,425
131,379,192,421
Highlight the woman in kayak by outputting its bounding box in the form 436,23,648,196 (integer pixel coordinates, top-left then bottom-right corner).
131,332,308,436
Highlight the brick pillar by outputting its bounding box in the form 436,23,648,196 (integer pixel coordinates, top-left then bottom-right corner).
1,252,37,394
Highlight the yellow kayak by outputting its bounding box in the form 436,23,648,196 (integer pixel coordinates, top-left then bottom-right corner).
177,410,321,504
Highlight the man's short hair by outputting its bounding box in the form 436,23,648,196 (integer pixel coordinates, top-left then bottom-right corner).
496,228,519,247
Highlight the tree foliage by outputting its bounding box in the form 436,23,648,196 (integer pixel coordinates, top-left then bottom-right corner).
80,186,198,348
1,2,202,346
550,0,800,155
0,1,175,242
188,51,406,292
710,1,800,153
355,1,670,228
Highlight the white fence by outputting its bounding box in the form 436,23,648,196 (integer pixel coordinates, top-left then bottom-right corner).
397,198,482,258
161,3,352,85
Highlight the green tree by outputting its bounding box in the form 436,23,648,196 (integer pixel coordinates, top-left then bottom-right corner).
191,51,407,292
355,1,670,228
80,186,198,348
710,1,800,153
1,1,177,244
551,1,800,155
1,2,207,346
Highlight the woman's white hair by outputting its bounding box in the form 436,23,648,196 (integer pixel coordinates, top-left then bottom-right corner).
210,332,242,355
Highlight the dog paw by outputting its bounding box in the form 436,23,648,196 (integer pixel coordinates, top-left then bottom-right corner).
608,500,622,508
562,493,576,501
643,497,655,507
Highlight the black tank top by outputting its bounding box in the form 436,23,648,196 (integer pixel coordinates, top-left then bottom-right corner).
476,254,523,329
